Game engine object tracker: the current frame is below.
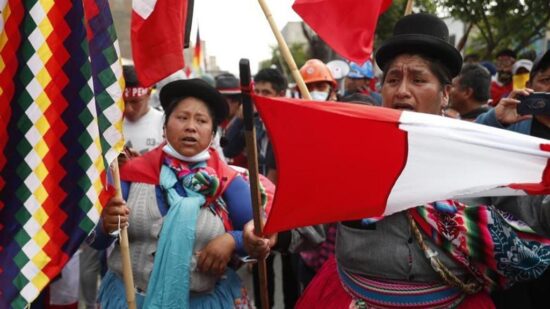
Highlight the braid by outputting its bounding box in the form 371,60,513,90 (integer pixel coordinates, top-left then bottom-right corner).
407,212,482,295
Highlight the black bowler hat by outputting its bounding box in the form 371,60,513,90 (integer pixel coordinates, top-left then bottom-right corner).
375,13,463,78
160,79,229,125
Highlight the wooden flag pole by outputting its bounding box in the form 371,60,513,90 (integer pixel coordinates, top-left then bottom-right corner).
404,0,414,15
110,160,136,309
257,0,311,100
239,59,270,309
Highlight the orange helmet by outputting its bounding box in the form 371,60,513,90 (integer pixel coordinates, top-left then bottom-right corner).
299,59,337,89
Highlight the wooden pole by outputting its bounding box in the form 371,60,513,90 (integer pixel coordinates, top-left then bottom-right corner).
257,0,311,100
239,59,270,309
404,0,414,15
110,160,136,309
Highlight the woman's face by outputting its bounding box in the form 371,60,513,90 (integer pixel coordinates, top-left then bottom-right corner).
381,54,450,115
165,97,214,157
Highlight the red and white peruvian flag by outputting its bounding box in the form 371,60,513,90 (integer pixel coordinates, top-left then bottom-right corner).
131,0,190,87
254,95,550,234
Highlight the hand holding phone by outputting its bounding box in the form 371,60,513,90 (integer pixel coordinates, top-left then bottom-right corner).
517,92,550,115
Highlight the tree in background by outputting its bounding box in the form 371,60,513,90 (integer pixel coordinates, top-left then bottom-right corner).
259,0,550,79
375,0,436,48
434,0,550,59
259,43,308,83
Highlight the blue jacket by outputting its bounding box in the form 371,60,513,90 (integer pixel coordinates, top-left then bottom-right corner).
475,108,532,134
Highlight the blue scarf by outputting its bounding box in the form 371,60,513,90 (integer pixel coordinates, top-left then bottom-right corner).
143,165,205,308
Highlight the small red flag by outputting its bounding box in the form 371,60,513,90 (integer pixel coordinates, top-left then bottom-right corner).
192,28,202,74
292,0,392,64
131,0,190,87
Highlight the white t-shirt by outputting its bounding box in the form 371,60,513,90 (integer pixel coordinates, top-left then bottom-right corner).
123,108,165,153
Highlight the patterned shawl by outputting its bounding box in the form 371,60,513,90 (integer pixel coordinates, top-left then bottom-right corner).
410,200,550,291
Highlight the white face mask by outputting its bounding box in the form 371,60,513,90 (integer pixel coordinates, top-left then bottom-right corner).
310,90,330,101
162,141,211,163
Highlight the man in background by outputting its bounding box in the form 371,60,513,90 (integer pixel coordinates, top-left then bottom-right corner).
122,65,164,154
490,49,516,105
449,64,491,121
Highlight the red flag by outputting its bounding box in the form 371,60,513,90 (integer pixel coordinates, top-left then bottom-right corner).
293,0,392,64
254,95,550,234
131,0,190,87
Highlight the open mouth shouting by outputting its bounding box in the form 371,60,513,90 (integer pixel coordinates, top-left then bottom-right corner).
393,102,415,111
181,136,198,145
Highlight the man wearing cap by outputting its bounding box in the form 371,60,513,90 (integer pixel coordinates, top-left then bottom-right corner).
215,73,242,124
512,59,533,90
475,49,550,309
122,65,164,155
449,63,491,121
219,71,254,169
344,60,382,105
490,49,517,105
299,59,338,101
245,13,550,309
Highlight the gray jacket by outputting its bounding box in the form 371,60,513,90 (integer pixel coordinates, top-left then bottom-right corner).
289,195,550,283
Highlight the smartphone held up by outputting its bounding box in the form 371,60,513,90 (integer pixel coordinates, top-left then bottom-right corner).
517,92,550,115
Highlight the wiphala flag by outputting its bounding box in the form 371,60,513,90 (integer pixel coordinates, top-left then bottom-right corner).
0,0,124,307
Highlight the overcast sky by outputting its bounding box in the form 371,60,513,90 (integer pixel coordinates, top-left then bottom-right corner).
191,0,301,75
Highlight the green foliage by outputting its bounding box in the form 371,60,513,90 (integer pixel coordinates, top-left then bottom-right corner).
375,0,436,48
434,0,550,59
259,43,308,82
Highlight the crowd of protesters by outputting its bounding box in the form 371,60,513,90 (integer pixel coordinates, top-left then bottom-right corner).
34,11,550,309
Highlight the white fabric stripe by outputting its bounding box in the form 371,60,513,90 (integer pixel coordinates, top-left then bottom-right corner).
385,111,550,215
21,284,39,303
132,0,157,20
458,187,526,198
28,28,45,51
400,110,550,157
102,42,125,165
22,240,40,260
26,49,44,76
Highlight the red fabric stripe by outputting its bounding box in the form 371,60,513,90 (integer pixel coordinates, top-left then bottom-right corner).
131,0,188,87
119,145,238,187
255,96,407,234
40,1,72,281
83,0,100,40
120,144,165,184
509,143,550,194
296,256,494,308
0,1,25,192
292,0,392,64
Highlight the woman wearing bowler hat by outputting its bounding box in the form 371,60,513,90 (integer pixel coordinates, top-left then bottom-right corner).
296,14,492,308
245,13,550,309
89,79,274,308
